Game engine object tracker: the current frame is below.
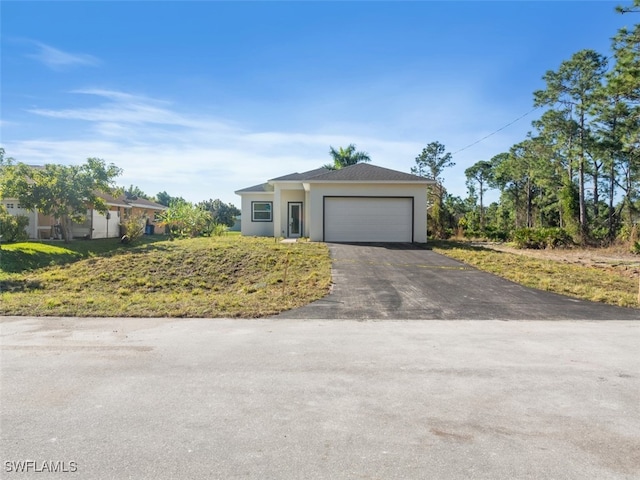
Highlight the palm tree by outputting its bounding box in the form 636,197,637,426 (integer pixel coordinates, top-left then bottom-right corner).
323,144,371,170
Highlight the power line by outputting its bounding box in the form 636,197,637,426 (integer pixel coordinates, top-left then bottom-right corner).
451,106,541,155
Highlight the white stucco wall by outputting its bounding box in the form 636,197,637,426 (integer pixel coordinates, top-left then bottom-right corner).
306,183,428,243
277,188,306,238
239,193,275,237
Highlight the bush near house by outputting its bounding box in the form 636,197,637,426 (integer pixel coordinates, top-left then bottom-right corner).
0,205,29,243
120,212,147,244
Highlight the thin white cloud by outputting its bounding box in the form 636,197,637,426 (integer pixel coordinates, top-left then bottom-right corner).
27,41,100,70
29,89,238,133
8,88,532,205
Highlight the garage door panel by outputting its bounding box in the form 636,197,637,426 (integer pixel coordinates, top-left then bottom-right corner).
324,197,413,242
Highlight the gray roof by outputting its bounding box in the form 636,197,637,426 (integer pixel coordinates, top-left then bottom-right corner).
236,164,433,195
235,182,274,194
306,163,434,183
269,167,331,182
123,197,168,210
96,192,130,208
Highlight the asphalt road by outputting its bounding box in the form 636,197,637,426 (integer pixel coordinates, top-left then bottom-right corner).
275,243,640,320
1,317,639,480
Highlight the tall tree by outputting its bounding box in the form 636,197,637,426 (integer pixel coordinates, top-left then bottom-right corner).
534,49,608,239
411,141,455,238
493,148,528,229
0,157,122,242
532,111,580,231
607,23,640,227
411,141,455,181
324,144,371,170
464,160,494,229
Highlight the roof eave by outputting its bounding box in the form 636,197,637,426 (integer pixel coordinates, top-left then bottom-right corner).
235,189,275,195
305,179,436,184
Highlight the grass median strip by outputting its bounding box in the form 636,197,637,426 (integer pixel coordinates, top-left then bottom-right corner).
0,236,331,317
430,240,640,309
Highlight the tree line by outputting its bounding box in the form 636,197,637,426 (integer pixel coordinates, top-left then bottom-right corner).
412,3,640,250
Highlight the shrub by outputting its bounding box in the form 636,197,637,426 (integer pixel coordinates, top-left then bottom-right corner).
512,227,573,249
210,223,227,237
158,201,211,239
120,213,146,244
460,225,508,242
482,226,509,242
0,205,29,243
617,224,634,242
202,221,228,237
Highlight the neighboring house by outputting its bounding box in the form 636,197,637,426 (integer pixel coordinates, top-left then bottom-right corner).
235,163,435,243
71,193,130,239
121,196,168,235
2,194,168,240
1,198,57,240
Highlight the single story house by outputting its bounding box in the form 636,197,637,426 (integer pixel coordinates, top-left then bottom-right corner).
121,196,168,235
2,194,167,240
235,163,435,243
71,193,131,239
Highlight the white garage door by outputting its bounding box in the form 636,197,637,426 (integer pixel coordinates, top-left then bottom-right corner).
324,197,413,242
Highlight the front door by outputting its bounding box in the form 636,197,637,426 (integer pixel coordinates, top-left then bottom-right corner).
288,202,302,238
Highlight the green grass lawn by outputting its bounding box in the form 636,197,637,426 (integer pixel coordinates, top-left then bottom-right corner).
0,235,331,317
3,236,637,317
431,240,640,309
0,236,165,274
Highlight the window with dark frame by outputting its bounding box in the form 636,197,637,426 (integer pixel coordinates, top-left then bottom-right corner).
252,201,272,222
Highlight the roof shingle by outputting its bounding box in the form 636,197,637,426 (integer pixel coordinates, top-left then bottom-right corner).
234,183,274,194
269,167,331,181
305,163,434,183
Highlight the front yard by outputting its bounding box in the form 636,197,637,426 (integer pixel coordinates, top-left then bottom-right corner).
2,236,638,317
0,236,332,317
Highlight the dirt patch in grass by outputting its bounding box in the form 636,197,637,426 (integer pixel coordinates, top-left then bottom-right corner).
0,236,331,317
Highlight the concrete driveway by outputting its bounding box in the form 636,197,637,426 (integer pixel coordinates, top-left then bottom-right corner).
275,243,640,320
1,317,639,480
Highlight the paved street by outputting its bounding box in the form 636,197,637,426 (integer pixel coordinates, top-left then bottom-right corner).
1,317,639,479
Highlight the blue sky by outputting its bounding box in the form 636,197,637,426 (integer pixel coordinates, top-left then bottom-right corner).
1,1,634,206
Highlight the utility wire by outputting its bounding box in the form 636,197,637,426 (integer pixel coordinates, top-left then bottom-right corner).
451,106,541,155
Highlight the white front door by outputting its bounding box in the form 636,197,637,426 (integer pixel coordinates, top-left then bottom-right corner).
288,202,302,238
